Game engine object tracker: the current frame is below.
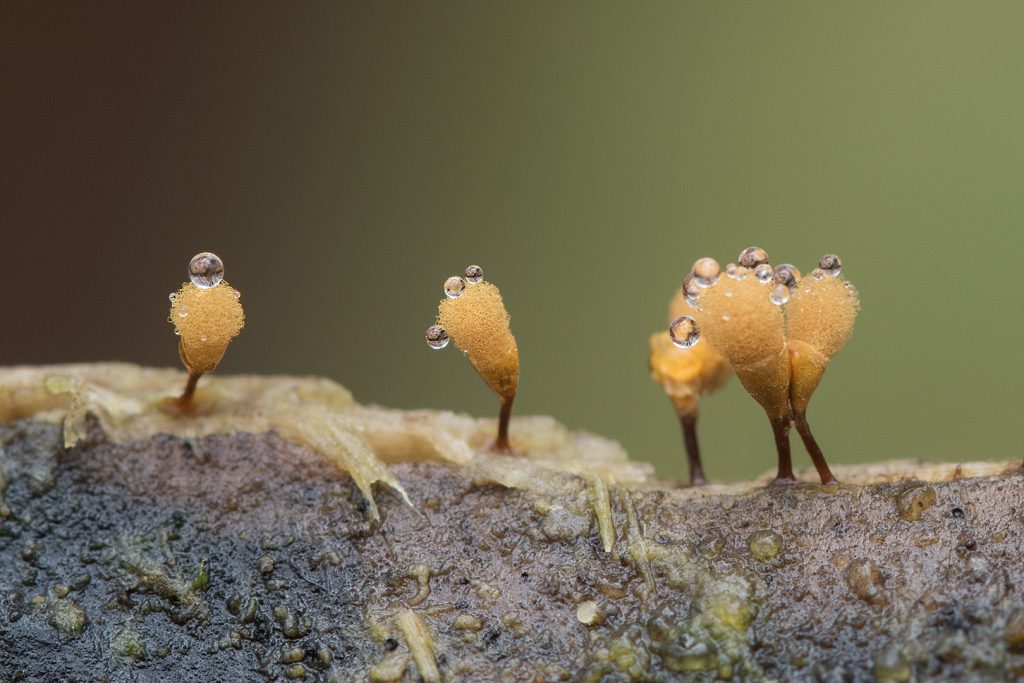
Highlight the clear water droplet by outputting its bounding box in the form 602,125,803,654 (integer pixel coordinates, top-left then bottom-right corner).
682,273,701,307
819,253,842,277
810,268,825,281
773,264,800,288
200,335,207,342
425,324,449,349
464,265,483,283
178,312,188,318
755,264,774,283
174,329,180,336
444,276,466,299
669,316,700,349
738,247,769,269
188,252,224,289
844,281,858,295
722,313,731,321
725,263,747,280
168,293,176,303
724,290,733,298
692,257,720,287
770,284,791,305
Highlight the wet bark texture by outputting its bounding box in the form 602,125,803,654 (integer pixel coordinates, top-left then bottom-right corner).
1,418,1023,682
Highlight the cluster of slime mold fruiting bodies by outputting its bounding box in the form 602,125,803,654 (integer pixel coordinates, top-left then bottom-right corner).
425,265,520,453
168,252,245,410
679,247,859,484
649,290,731,485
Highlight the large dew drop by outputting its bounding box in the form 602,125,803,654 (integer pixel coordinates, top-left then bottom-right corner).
819,253,842,277
692,257,720,287
773,264,800,288
188,252,224,289
464,264,483,283
444,276,466,299
669,315,701,349
425,324,450,349
738,246,769,269
769,284,791,305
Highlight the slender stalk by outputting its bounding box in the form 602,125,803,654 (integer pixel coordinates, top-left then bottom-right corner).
177,371,202,411
492,394,514,453
679,412,706,486
793,412,837,484
770,415,795,483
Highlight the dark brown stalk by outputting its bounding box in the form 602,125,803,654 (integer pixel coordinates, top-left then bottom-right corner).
177,371,201,412
793,412,837,484
679,411,706,486
770,415,796,484
492,394,515,454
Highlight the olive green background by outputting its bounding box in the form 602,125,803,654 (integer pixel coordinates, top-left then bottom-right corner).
4,2,1023,481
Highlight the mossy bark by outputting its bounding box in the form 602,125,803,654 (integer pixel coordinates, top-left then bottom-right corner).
0,417,1022,681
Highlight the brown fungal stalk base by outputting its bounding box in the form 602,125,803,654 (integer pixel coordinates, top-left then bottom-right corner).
678,412,706,486
792,412,837,484
769,416,796,484
492,394,515,454
176,370,202,412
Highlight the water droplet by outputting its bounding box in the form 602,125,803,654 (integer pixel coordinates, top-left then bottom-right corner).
692,257,720,287
669,316,700,349
168,293,176,303
425,324,449,349
772,264,800,288
178,312,188,318
725,263,747,280
770,284,791,305
819,253,842,276
200,335,207,342
188,252,224,289
724,290,733,298
174,329,180,336
738,246,769,269
444,276,466,299
755,264,774,283
722,314,731,321
844,281,858,295
809,268,825,281
233,291,241,300
682,273,701,307
464,265,483,283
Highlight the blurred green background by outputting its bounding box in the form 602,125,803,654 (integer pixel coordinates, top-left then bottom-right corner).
3,2,1023,481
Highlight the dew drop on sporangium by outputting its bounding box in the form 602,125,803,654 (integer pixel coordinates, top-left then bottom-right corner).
755,264,774,283
725,263,747,280
692,257,720,287
444,276,466,299
188,252,224,289
769,284,791,305
464,265,483,283
819,253,842,277
682,273,701,308
669,315,700,349
773,264,800,288
738,246,769,269
425,324,450,349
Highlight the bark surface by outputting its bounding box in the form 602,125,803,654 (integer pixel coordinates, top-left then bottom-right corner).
1,418,1022,682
